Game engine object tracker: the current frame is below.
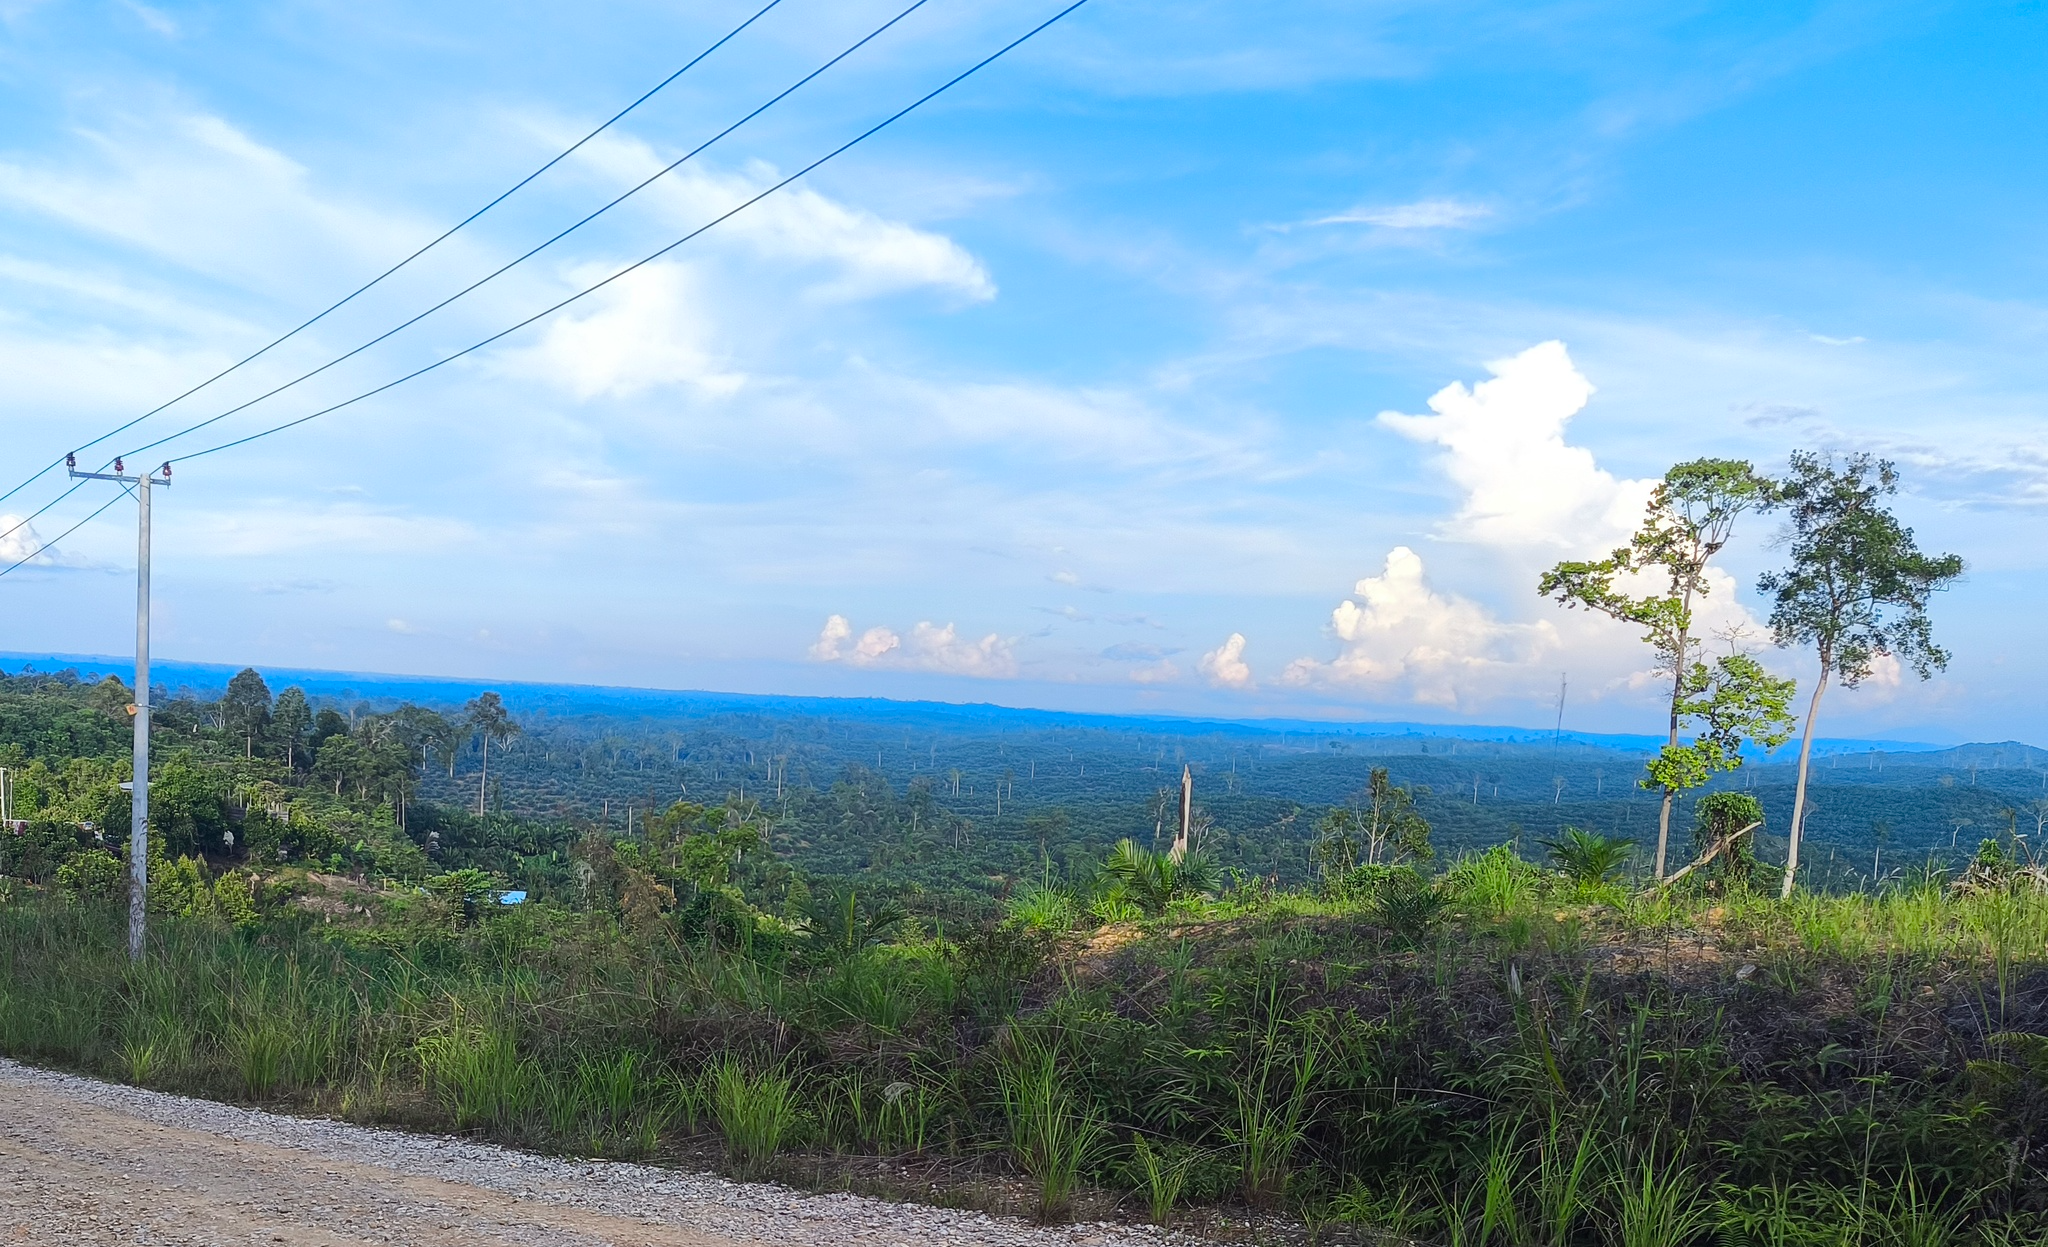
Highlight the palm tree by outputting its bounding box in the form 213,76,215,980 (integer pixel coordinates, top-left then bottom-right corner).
1539,827,1635,884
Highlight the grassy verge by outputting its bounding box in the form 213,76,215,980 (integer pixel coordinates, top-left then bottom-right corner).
3,855,2046,1243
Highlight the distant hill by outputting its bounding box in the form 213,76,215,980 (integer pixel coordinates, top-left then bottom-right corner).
0,651,1951,758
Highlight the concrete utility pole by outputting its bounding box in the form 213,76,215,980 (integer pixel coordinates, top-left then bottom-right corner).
68,454,168,961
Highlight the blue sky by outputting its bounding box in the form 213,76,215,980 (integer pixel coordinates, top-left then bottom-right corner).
2,0,2043,742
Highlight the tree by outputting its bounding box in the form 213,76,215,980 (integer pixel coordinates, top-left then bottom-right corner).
309,707,349,755
1316,767,1432,875
220,668,272,759
1539,458,1781,878
1758,451,1964,897
389,704,456,779
463,692,520,816
1101,838,1218,915
314,734,369,798
1640,652,1797,858
272,687,311,770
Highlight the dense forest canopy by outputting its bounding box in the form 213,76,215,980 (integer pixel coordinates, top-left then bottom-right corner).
3,660,2039,912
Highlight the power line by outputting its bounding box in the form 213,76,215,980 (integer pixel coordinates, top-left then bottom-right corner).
0,483,132,581
117,0,941,465
166,0,1095,468
1,0,928,549
6,0,1092,574
0,0,788,511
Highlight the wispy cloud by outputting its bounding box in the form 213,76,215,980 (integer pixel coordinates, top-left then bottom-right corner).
1306,199,1493,231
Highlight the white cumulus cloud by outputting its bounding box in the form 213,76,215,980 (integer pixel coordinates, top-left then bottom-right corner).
808,615,1015,678
0,514,48,566
1198,633,1254,688
1379,340,1652,551
808,614,854,661
1283,547,1558,707
1286,342,1778,712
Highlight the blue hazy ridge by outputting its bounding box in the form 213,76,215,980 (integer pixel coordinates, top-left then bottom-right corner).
0,650,1964,761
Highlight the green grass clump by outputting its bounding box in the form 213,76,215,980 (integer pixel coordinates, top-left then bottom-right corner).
999,1045,1104,1222
710,1058,795,1177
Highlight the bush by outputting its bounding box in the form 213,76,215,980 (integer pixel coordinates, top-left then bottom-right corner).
1372,868,1447,940
2,820,85,884
55,848,122,900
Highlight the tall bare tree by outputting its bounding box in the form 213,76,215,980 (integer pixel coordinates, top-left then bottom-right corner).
1759,451,1963,897
463,692,520,817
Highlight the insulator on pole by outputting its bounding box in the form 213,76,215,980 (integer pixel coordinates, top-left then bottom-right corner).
113,457,124,474
66,453,76,470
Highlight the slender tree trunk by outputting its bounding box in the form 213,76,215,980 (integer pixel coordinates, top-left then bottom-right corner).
1655,630,1688,880
1781,662,1830,899
478,736,489,816
1656,787,1676,879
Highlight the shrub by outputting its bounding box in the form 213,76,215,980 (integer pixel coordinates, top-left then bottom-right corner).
3,820,85,884
1540,827,1635,885
1694,792,1765,884
1007,884,1077,934
55,849,122,900
1372,868,1447,941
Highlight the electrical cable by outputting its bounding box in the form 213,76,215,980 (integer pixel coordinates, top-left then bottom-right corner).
0,0,787,510
9,0,1092,574
116,0,940,465
165,0,1093,468
0,484,133,581
0,0,926,548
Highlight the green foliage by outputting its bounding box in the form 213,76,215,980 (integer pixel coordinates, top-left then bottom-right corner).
1693,792,1765,883
709,1058,796,1177
1760,451,1967,898
1009,883,1079,933
1761,452,1966,686
3,819,87,883
1642,653,1798,796
1100,839,1218,915
1539,827,1635,884
221,668,272,756
1315,766,1433,874
1372,866,1448,940
1615,1159,1712,1247
1000,1044,1105,1222
1128,1134,1197,1224
55,847,122,899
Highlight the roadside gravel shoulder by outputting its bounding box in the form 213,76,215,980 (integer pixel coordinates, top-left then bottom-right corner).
0,1057,1188,1247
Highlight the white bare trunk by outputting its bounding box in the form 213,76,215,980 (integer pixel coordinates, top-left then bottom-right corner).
1781,666,1829,899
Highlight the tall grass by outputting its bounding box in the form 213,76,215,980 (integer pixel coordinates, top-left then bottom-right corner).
710,1058,796,1177
999,1046,1104,1222
0,863,2038,1240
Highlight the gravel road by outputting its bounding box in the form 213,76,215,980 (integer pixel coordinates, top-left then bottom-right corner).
0,1058,1177,1247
